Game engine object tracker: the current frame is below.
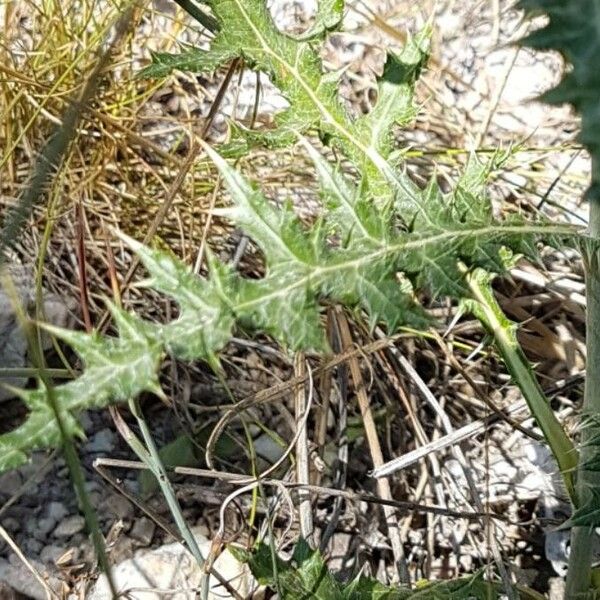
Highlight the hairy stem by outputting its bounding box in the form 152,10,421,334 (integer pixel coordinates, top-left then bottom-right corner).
566,196,600,596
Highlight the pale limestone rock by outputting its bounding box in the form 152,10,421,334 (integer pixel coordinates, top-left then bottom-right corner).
89,529,253,599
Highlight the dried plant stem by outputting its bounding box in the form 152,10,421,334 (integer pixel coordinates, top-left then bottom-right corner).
294,353,314,545
334,308,410,585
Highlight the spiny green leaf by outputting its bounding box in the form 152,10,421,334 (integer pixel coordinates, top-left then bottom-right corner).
241,541,344,600
0,168,576,472
137,48,233,79
299,138,389,244
237,541,501,599
0,0,581,475
352,28,430,201
293,0,344,41
120,234,236,361
558,486,600,530
203,142,319,266
409,571,497,599
0,304,164,472
141,0,428,208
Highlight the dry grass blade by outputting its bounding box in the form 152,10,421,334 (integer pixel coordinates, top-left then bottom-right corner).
333,308,410,584
97,57,243,332
294,352,315,546
0,525,60,600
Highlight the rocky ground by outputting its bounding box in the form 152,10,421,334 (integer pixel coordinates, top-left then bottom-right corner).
0,0,591,598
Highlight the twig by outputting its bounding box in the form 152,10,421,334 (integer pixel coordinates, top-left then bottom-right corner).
294,352,314,545
319,310,349,551
94,457,510,522
75,199,92,331
371,399,529,477
334,309,410,585
0,525,60,600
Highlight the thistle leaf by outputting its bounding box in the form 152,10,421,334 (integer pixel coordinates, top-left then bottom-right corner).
140,0,428,205
138,48,233,79
293,0,344,41
299,138,389,244
234,540,499,599
0,305,164,472
202,142,318,267
0,167,577,471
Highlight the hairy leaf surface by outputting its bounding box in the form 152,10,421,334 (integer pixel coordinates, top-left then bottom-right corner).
140,0,428,207
0,141,576,472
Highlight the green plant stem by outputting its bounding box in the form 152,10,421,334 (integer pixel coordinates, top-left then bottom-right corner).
463,266,578,503
170,0,219,32
23,324,118,597
48,387,118,599
0,367,73,379
122,399,209,599
566,198,600,596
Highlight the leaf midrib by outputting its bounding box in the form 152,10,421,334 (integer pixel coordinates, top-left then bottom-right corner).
231,0,390,171
233,222,577,311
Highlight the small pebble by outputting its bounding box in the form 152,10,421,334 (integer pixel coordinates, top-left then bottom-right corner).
46,502,68,522
40,545,66,565
35,518,56,540
84,480,101,494
87,428,116,454
253,433,284,464
101,493,134,520
1,555,62,600
2,518,20,534
0,472,22,497
26,539,43,555
53,515,85,538
130,517,155,546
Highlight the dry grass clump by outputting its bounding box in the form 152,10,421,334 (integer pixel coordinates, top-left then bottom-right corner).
1,0,220,319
